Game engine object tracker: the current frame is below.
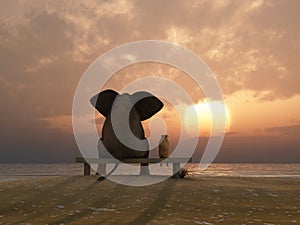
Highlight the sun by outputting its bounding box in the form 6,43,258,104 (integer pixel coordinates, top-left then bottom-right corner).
184,100,231,137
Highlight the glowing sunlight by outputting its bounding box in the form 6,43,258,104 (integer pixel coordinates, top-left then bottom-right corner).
184,100,231,137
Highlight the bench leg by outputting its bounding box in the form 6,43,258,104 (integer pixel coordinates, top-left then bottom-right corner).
172,162,180,178
140,163,150,175
84,162,91,176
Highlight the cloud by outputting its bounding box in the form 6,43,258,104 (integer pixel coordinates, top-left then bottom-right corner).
41,115,73,133
0,0,299,162
128,0,300,100
192,135,300,163
1,1,299,112
0,117,79,163
225,131,240,136
0,10,88,119
265,124,300,136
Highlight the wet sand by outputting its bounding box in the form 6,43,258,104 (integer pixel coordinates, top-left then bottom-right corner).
0,176,299,225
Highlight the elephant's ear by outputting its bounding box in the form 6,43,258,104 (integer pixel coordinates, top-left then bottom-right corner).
90,89,118,117
132,92,164,121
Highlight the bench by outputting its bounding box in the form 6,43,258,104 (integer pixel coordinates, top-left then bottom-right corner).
75,157,191,178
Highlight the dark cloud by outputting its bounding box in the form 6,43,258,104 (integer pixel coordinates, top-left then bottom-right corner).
193,135,300,163
225,131,240,136
265,124,300,136
0,118,79,163
0,9,88,119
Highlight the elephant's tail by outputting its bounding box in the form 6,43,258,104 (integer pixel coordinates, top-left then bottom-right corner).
96,162,120,182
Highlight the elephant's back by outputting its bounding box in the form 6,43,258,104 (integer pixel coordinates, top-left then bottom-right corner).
101,111,149,159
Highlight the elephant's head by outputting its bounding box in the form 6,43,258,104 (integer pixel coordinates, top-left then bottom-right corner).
90,89,163,121
90,89,163,159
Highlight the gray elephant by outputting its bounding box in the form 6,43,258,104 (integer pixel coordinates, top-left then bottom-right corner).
90,89,164,177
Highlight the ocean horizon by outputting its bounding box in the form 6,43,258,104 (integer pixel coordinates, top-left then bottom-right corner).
1,163,299,182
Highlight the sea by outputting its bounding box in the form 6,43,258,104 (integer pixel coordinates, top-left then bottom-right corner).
0,163,300,182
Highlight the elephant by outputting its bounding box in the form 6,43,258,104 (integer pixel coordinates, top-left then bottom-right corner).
90,89,164,178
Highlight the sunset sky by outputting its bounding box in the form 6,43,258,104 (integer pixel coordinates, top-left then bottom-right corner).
0,0,299,163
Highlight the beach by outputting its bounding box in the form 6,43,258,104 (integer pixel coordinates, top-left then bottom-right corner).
0,176,299,225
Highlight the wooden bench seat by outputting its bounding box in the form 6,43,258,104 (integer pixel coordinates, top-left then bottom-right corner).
75,156,191,178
